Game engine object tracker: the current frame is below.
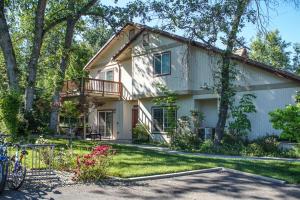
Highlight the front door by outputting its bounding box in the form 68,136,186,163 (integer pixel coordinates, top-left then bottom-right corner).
98,111,113,138
132,106,139,129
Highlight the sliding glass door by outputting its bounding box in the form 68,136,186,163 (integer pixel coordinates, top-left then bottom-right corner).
98,111,113,138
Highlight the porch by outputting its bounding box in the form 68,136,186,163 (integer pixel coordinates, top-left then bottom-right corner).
60,78,122,99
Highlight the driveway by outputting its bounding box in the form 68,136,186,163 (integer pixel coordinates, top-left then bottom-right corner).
1,171,300,200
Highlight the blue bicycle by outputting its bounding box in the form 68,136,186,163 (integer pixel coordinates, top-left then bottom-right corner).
0,134,27,193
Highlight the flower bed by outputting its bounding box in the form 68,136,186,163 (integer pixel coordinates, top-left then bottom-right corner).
75,145,115,181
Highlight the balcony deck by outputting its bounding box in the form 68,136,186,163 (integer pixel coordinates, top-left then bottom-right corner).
60,78,121,99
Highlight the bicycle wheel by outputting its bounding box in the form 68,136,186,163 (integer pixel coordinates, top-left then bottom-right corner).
0,161,8,193
7,162,26,190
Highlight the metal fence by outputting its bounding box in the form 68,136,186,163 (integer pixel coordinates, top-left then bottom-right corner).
9,144,56,180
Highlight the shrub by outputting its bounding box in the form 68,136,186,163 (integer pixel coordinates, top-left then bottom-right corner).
0,90,23,139
54,147,77,171
132,123,149,143
171,116,200,150
228,94,256,139
242,143,264,156
269,103,300,143
75,145,114,181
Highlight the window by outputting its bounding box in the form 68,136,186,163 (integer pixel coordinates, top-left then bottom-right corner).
153,52,171,76
142,33,149,46
152,107,177,132
129,29,135,40
106,70,113,81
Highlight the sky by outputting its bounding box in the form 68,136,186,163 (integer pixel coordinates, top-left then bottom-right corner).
104,0,300,49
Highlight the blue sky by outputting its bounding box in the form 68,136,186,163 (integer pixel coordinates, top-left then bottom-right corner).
105,1,300,49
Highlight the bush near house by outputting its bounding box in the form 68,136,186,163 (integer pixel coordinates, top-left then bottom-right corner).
132,123,149,143
197,134,299,158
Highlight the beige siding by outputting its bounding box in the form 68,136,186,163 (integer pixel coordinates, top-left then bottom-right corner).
132,33,189,97
233,87,300,139
189,47,292,91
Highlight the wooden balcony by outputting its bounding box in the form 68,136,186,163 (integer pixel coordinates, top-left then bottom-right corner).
60,78,121,99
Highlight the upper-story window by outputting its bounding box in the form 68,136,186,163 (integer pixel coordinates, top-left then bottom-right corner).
129,29,135,40
142,33,149,47
106,70,113,81
153,51,171,76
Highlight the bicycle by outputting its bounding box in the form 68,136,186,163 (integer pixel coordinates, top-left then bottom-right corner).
0,134,28,193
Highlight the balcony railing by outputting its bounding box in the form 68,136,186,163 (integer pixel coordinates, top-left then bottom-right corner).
60,78,121,98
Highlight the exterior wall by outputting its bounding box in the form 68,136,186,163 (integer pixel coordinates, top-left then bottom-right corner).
234,87,300,139
195,99,218,128
120,59,133,99
132,32,189,97
188,46,292,91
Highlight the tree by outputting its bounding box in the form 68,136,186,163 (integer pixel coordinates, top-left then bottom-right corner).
48,1,138,133
0,0,19,91
250,30,291,69
292,43,300,73
269,92,300,143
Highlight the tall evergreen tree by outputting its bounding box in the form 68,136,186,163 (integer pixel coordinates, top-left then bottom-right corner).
250,30,291,69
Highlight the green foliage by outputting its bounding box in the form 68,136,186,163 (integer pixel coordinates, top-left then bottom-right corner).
293,43,300,73
61,101,81,119
228,94,256,138
190,110,205,129
54,147,77,171
250,30,291,69
0,90,23,138
269,103,300,143
132,123,149,143
197,134,299,158
172,116,200,150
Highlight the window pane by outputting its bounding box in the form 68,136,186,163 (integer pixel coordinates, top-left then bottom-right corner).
106,71,113,81
153,108,163,132
162,53,170,74
154,54,161,75
163,108,176,131
143,33,149,46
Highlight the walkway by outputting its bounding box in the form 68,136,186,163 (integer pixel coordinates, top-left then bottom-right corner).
127,144,300,163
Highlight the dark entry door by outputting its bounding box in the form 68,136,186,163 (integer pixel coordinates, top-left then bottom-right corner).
132,106,139,129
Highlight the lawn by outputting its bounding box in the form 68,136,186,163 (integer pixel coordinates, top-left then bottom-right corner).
47,138,300,184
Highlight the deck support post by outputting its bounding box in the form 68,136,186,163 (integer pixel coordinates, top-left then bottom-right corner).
83,111,86,140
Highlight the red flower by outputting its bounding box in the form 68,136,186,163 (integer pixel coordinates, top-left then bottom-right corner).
84,159,96,167
84,154,93,159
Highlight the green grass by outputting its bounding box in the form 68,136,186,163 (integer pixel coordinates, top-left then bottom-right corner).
47,138,300,184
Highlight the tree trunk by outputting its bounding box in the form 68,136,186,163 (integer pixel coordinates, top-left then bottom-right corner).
215,0,250,144
49,17,77,133
0,1,19,91
49,0,98,133
24,0,47,112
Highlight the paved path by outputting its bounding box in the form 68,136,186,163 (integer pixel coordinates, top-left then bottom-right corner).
127,144,300,162
2,171,300,199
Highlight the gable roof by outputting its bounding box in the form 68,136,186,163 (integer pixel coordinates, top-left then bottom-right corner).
83,23,143,70
84,22,300,84
113,22,300,83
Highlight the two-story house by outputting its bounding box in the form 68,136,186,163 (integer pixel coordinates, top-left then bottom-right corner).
60,23,300,142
